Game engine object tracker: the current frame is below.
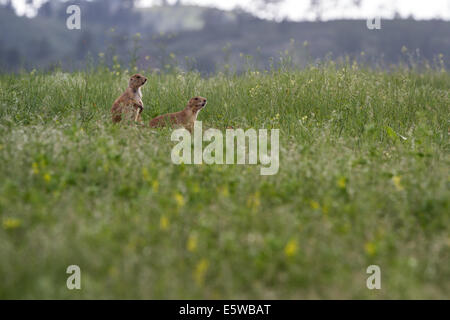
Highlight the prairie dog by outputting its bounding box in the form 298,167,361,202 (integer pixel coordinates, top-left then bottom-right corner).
111,74,147,123
149,96,207,132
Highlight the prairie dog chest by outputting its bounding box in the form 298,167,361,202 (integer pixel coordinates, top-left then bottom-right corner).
189,109,202,123
184,109,200,124
134,88,143,105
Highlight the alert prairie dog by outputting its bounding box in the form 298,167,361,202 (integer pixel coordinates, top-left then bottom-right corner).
149,96,207,132
111,74,147,123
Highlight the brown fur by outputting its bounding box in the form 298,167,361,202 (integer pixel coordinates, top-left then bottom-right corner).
111,74,147,124
149,96,207,132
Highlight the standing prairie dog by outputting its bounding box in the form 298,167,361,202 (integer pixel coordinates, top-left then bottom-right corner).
111,74,147,123
149,96,207,132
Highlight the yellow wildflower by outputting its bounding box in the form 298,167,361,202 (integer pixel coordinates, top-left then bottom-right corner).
246,192,261,211
310,200,320,210
32,162,39,175
187,234,198,252
175,193,185,207
219,186,229,197
337,177,347,189
152,180,159,193
365,242,376,256
141,168,150,181
194,259,209,286
3,218,22,230
392,176,404,191
160,216,169,230
284,239,298,258
43,173,51,183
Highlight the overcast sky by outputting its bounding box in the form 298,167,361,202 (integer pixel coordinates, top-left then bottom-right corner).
7,0,450,20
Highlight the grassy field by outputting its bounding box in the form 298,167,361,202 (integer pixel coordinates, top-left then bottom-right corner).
0,63,448,299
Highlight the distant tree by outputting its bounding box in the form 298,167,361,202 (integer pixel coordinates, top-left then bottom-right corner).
37,1,54,18
308,0,364,21
203,9,230,32
250,0,285,12
157,0,170,6
121,0,137,9
1,0,15,12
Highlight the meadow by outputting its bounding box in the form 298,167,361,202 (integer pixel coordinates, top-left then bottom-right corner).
0,60,448,299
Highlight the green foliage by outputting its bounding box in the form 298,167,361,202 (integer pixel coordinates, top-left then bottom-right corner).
0,63,449,299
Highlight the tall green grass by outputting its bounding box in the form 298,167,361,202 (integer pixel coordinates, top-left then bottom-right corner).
0,62,448,299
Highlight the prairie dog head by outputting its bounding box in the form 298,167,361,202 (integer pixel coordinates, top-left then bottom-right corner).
187,96,207,113
129,74,147,90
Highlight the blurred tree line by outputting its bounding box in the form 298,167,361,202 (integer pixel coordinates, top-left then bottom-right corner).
0,0,449,72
